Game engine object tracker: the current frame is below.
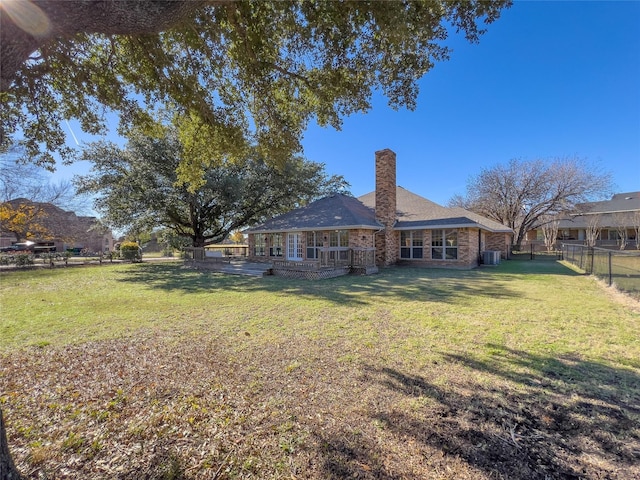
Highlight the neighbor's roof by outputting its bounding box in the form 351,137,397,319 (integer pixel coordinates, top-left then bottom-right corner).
574,191,640,215
358,187,513,233
549,192,640,229
246,194,381,233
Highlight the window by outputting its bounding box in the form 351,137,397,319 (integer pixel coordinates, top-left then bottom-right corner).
306,231,323,259
606,230,620,241
400,231,423,259
329,230,349,248
431,229,457,260
269,233,283,256
254,235,265,256
329,230,349,261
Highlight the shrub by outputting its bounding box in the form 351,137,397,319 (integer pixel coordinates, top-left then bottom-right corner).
14,254,34,267
120,241,142,262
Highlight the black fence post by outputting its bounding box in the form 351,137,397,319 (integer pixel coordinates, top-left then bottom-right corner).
608,250,613,286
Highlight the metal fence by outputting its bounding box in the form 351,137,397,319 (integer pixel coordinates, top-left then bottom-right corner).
524,243,563,260
561,244,640,297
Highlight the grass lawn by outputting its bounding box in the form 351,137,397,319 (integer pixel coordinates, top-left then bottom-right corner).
1,259,639,479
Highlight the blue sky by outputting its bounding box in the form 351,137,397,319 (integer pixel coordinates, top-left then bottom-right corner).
55,0,639,207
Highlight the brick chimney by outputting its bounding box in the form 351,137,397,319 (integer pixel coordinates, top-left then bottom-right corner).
374,149,398,265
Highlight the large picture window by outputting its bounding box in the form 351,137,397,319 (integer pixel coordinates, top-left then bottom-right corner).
400,231,423,259
432,229,458,260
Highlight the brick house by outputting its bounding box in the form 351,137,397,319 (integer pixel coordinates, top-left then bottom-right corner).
246,149,512,278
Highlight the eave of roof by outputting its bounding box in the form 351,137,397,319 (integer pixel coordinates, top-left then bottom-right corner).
248,224,382,234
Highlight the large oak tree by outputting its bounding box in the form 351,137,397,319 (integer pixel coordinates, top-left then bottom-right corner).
1,0,511,174
74,124,349,247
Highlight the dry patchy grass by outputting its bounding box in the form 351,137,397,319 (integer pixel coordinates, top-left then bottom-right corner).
1,260,639,479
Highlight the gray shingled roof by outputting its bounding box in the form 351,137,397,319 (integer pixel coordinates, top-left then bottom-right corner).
575,191,640,214
358,187,512,233
247,194,381,233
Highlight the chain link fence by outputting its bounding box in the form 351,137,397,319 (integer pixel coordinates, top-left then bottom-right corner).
562,244,640,298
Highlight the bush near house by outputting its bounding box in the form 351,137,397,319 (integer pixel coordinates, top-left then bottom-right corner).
119,241,142,262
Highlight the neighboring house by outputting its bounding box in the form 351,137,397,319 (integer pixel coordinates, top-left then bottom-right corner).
0,199,114,253
525,192,640,249
246,149,512,278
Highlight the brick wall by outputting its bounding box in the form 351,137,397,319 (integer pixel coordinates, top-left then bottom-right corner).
350,229,375,249
486,232,511,259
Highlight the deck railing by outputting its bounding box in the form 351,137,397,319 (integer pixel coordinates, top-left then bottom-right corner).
274,247,376,271
187,246,378,272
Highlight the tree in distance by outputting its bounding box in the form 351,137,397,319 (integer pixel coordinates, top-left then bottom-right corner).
449,157,612,250
0,146,78,243
1,0,511,177
74,121,349,248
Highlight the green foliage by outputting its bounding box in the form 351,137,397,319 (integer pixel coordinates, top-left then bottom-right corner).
119,241,142,262
14,253,34,267
230,231,245,244
75,120,350,247
1,1,511,171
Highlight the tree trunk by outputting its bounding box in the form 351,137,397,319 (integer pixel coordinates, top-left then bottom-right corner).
0,408,22,480
192,235,206,248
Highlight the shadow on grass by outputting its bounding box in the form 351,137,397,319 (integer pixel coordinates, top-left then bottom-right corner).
113,260,577,306
115,262,263,293
315,347,639,479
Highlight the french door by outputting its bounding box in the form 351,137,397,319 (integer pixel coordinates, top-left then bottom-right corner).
287,232,303,261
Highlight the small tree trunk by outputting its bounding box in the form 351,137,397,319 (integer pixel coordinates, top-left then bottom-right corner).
0,408,22,480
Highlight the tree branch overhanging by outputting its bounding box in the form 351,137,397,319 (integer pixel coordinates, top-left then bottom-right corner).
1,0,212,92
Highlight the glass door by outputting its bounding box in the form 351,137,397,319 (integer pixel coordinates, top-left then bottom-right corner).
287,232,303,261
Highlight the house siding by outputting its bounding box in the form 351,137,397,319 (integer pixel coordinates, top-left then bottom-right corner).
485,232,511,259
349,229,375,249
